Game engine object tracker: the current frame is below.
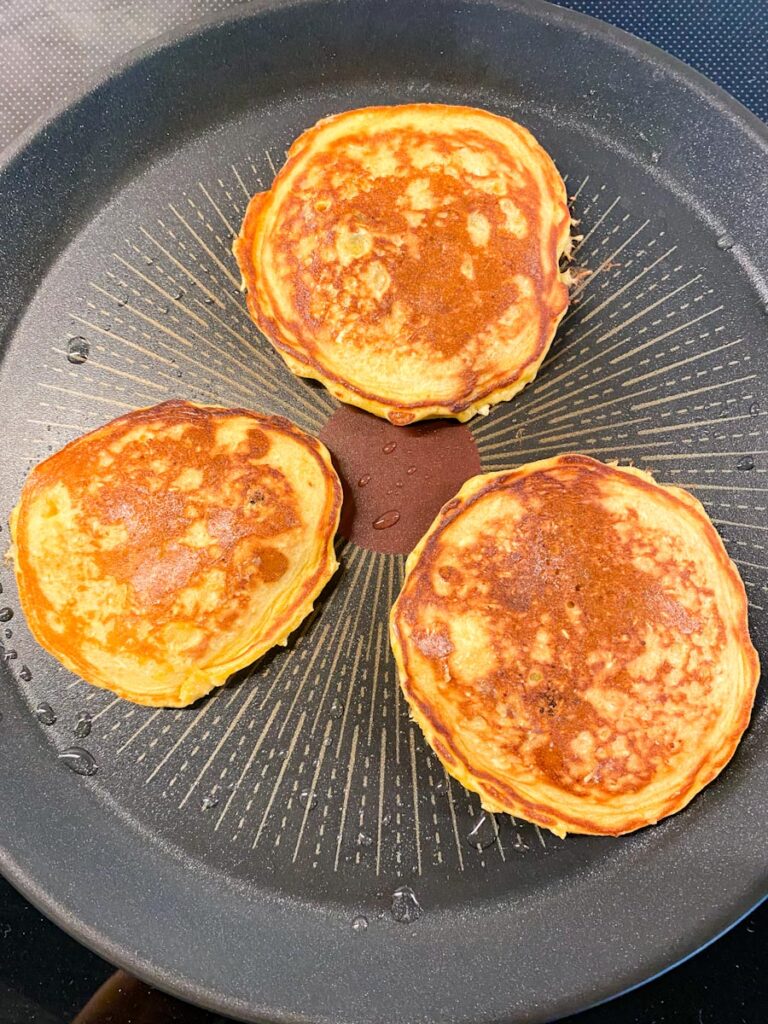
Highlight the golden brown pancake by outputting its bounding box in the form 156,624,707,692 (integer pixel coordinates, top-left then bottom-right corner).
10,401,341,707
234,104,570,424
390,455,759,836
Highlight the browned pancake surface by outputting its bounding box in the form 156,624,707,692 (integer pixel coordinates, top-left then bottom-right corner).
235,104,570,423
391,455,759,835
11,401,341,706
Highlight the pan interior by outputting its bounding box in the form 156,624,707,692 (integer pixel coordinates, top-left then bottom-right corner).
1,82,765,910
0,21,765,1017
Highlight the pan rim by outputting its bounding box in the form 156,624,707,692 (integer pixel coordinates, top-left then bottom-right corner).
0,1,766,1022
0,0,766,179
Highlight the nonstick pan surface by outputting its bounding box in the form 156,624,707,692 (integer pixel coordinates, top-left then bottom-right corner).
0,2,766,1021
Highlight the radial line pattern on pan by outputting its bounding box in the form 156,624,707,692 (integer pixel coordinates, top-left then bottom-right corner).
11,164,764,883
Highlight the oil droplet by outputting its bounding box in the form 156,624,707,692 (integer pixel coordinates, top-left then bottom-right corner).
116,294,128,307
357,474,372,488
466,812,497,850
143,255,154,266
35,703,56,725
299,789,317,810
58,747,98,776
330,698,344,720
382,442,397,454
201,793,219,811
172,287,185,300
158,305,169,314
352,915,368,932
434,778,448,796
357,832,373,847
512,833,530,852
66,337,90,364
391,885,422,924
4,629,11,639
749,401,760,416
373,510,400,531
74,713,92,739
0,608,14,623
203,295,214,305
19,665,32,682
407,465,417,475
737,456,755,471
4,649,17,662
717,234,735,251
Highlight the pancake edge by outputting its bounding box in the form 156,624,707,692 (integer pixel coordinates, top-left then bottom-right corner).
234,103,572,425
389,453,760,837
9,400,343,707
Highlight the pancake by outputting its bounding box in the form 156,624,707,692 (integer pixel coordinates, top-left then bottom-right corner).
390,454,759,837
10,401,341,707
234,104,570,424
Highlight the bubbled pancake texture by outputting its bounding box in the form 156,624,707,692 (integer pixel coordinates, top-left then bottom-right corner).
235,105,570,423
391,456,758,837
11,401,340,707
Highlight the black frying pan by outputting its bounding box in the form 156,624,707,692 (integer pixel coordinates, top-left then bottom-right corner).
0,2,766,1022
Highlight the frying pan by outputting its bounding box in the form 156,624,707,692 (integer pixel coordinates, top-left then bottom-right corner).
0,1,766,1021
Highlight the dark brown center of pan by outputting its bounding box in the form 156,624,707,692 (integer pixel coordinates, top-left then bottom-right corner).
319,405,481,554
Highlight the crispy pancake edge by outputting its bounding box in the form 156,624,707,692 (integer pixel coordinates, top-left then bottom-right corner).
234,104,571,425
390,454,760,836
10,400,342,707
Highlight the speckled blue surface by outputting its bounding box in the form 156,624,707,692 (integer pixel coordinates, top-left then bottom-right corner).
557,0,766,121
